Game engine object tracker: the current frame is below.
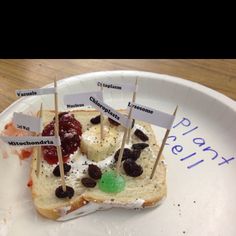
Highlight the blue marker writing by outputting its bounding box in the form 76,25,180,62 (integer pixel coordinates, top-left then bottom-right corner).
173,117,191,129
165,135,177,145
187,160,204,169
171,145,183,155
193,137,205,147
180,152,197,161
182,126,198,136
218,157,235,166
203,146,218,160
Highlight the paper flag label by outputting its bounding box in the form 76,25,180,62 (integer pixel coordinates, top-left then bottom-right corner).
89,96,131,128
64,91,103,109
128,102,175,129
97,81,136,92
13,112,41,133
16,87,56,97
0,136,61,147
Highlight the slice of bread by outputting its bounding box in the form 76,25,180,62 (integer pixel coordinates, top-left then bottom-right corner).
30,109,166,221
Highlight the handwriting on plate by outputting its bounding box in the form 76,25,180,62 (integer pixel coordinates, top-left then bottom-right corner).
166,117,235,169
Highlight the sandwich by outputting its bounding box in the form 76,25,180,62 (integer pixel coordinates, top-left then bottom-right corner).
29,109,166,221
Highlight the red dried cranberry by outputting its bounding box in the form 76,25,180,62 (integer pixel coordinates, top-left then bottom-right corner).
132,143,149,150
53,163,71,177
88,164,102,179
42,146,69,164
59,113,82,135
108,117,120,126
123,159,143,177
81,177,97,188
42,121,55,136
114,148,133,162
134,129,149,141
90,115,101,124
53,112,69,121
42,112,82,164
61,131,80,155
55,185,74,199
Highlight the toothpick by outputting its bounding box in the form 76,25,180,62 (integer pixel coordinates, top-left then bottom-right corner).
116,105,133,174
54,79,66,191
36,103,43,177
100,83,104,140
126,78,138,144
150,106,178,179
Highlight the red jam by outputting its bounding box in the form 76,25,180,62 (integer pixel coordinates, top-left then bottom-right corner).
2,122,34,160
3,122,33,137
19,148,33,160
27,179,33,187
42,112,82,164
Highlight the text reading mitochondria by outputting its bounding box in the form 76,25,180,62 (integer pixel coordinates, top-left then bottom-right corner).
8,140,53,146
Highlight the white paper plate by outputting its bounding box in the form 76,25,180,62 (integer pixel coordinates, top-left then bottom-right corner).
0,71,236,236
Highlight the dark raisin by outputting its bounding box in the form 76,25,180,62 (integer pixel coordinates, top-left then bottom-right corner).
132,143,149,150
88,164,102,179
134,129,149,141
81,177,97,188
129,149,142,161
114,148,132,162
123,159,143,177
55,185,74,199
53,163,71,177
90,115,101,124
63,163,71,172
108,117,120,126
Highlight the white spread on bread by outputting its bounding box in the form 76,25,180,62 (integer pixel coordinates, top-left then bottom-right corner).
57,202,104,221
103,198,145,208
68,152,115,179
57,206,71,217
57,199,145,221
40,151,115,180
40,136,156,181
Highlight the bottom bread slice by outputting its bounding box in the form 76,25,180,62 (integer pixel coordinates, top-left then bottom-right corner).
30,110,167,220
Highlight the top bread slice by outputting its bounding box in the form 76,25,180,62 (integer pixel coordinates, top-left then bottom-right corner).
30,109,167,220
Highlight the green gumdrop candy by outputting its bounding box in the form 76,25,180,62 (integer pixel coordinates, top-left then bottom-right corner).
98,170,125,193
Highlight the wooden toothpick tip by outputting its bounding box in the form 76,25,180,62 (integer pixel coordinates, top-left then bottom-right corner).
100,82,104,140
39,103,43,116
173,105,178,116
54,79,66,191
36,103,43,177
126,79,138,144
116,105,133,173
150,105,179,179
